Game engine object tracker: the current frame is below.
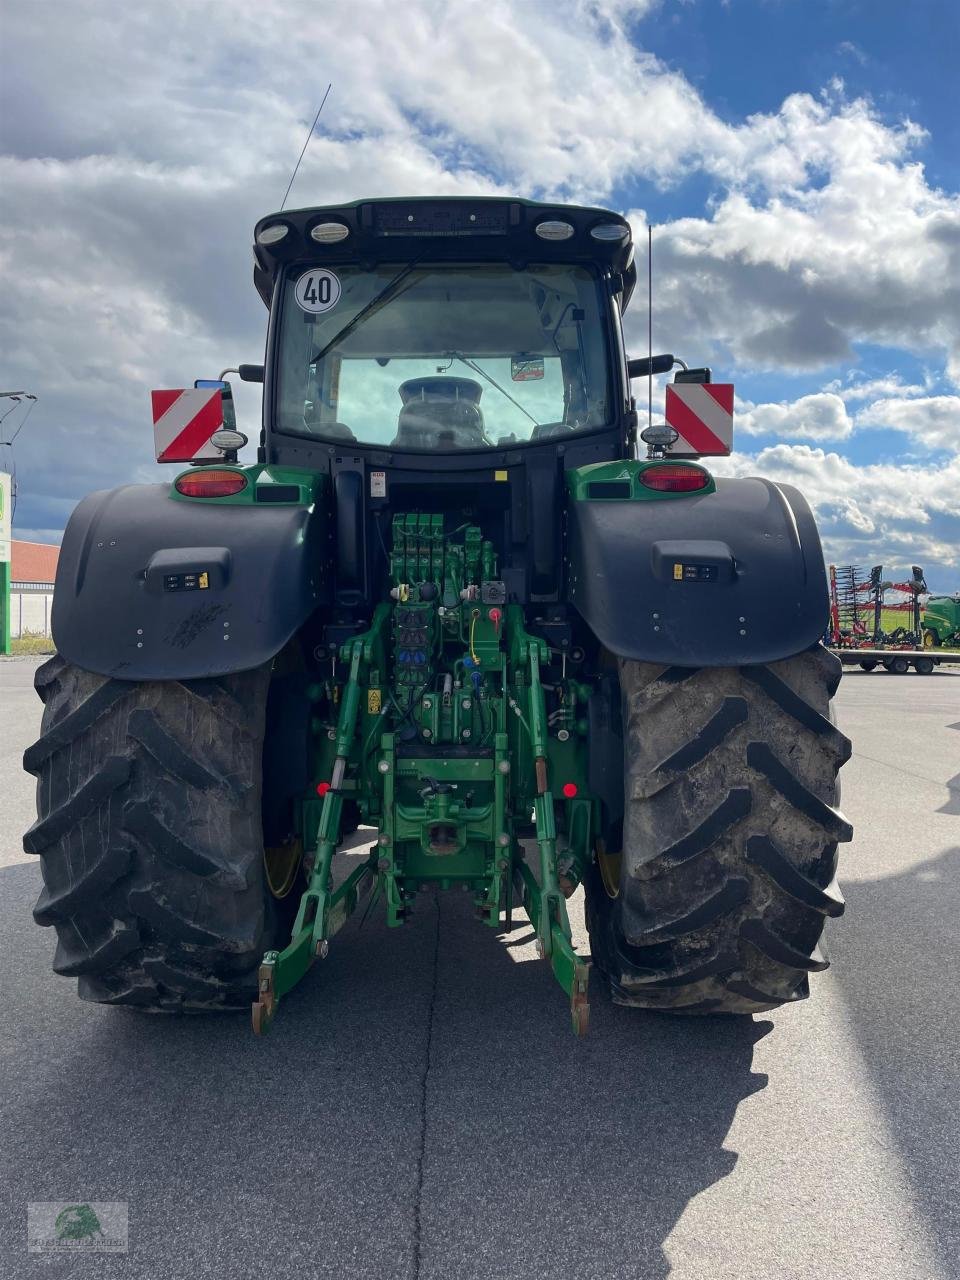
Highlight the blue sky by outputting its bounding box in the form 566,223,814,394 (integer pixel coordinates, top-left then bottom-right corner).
1,0,958,587
637,0,959,427
643,0,958,186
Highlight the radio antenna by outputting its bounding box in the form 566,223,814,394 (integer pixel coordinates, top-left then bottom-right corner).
280,84,333,211
647,223,653,437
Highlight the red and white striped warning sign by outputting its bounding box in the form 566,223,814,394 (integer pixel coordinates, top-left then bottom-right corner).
151,388,224,463
665,383,734,456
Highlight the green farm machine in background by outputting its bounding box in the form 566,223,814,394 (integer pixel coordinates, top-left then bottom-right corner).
24,198,851,1035
922,595,960,649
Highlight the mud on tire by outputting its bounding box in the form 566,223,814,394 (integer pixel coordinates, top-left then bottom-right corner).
585,646,852,1014
23,656,282,1010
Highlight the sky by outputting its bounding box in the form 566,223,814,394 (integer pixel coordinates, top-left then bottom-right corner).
1,0,958,588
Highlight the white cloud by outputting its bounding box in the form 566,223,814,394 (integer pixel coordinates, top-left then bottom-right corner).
836,41,868,66
728,384,960,452
626,89,960,380
855,395,960,452
712,445,960,581
587,0,661,14
0,0,721,201
827,375,928,403
737,392,853,440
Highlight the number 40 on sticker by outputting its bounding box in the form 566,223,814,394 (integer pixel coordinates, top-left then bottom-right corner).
295,269,341,313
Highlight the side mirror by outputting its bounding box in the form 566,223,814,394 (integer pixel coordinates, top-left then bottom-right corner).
194,379,236,430
627,353,674,379
238,364,265,383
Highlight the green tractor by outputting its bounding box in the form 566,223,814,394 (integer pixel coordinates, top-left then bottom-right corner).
23,198,851,1035
922,594,960,649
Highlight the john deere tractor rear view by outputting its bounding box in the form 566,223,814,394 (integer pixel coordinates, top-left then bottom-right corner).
24,198,851,1035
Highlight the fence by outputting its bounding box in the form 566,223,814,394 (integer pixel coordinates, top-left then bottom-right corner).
10,582,54,638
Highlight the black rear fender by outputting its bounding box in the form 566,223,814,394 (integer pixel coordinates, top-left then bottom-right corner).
52,484,329,680
568,478,828,666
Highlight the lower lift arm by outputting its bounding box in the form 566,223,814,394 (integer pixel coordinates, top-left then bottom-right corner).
514,633,590,1036
252,639,378,1035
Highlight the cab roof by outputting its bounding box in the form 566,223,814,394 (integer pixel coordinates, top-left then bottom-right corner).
252,196,637,309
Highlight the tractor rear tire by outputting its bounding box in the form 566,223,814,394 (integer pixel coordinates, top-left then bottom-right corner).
585,646,851,1014
23,656,287,1011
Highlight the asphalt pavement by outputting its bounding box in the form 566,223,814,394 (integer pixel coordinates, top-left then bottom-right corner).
1,655,957,1280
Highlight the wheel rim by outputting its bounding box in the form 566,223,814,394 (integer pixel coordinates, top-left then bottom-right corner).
596,838,623,899
924,631,937,648
264,838,303,899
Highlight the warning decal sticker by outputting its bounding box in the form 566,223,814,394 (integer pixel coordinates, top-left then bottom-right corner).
664,383,734,457
151,387,223,463
673,562,719,583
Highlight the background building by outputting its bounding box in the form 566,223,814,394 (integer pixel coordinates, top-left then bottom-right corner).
10,540,59,638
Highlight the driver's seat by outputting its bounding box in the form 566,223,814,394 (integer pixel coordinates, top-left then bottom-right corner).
391,377,488,449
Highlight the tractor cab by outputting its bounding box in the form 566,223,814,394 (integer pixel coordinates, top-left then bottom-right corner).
202,199,649,616
250,197,637,461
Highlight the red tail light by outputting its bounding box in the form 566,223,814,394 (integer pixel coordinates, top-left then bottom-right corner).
175,470,247,498
562,782,578,798
639,464,710,492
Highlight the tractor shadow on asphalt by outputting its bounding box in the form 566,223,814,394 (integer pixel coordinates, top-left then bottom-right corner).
413,885,772,1280
829,844,960,1276
4,852,771,1280
938,716,960,815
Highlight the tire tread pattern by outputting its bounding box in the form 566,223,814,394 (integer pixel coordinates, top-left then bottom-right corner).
585,645,851,1013
23,655,273,1010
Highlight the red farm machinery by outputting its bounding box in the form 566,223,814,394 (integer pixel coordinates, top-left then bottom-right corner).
827,564,939,674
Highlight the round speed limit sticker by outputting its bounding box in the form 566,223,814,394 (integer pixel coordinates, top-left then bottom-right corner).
294,269,341,313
